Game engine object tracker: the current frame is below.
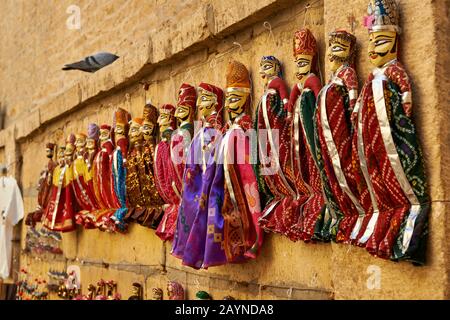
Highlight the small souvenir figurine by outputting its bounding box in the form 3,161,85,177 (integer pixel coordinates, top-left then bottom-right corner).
154,104,180,241
25,142,57,227
125,117,146,218
213,60,263,263
42,135,77,232
110,108,131,232
128,283,143,300
173,82,224,269
167,281,185,300
84,123,101,225
196,291,212,300
95,279,107,300
170,83,197,255
287,28,325,242
93,124,116,231
139,102,165,228
72,132,97,229
314,30,373,243
255,55,299,241
151,287,163,300
352,0,429,264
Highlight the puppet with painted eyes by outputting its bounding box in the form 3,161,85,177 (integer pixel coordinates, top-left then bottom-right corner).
172,82,224,269
109,108,131,233
314,30,374,243
154,104,182,242
72,130,98,229
25,142,57,227
42,135,77,233
286,28,325,242
91,124,117,231
202,60,264,265
255,55,298,239
350,0,429,265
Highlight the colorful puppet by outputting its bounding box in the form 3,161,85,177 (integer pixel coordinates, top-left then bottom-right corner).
352,0,429,264
25,143,57,227
174,82,224,269
287,28,325,242
154,104,180,241
42,135,77,232
255,55,299,241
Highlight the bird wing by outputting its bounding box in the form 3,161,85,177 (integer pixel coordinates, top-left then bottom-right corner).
62,58,98,72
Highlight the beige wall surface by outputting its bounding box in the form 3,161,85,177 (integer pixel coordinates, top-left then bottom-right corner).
0,0,449,299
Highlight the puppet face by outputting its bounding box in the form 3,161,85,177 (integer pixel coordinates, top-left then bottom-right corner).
259,59,279,85
197,88,218,119
86,138,96,151
114,124,126,140
99,129,110,143
294,54,313,81
57,147,66,165
45,148,54,159
157,113,173,134
328,37,352,72
129,122,142,145
368,31,398,68
64,144,75,162
75,135,86,150
174,105,192,123
225,90,249,121
152,288,163,300
141,121,155,141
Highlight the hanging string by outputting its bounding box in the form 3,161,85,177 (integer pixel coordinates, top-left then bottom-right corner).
232,41,244,55
303,3,311,27
263,21,277,47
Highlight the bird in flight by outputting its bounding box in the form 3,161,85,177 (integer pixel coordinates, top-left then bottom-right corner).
62,52,119,73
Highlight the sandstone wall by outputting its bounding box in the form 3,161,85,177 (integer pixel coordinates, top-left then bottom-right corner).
0,0,449,300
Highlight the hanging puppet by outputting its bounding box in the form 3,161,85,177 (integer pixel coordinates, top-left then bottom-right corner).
170,83,198,257
83,123,101,226
255,55,299,241
314,30,374,243
140,102,164,228
72,132,97,229
93,124,116,231
215,60,263,263
352,0,429,264
287,28,325,242
154,104,180,241
25,143,57,227
42,135,77,232
174,82,224,269
110,108,131,232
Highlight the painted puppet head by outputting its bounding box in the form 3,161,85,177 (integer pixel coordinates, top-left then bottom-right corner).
157,104,176,138
128,118,143,146
74,133,87,154
142,102,158,141
259,56,282,86
99,124,111,144
327,29,357,72
364,0,400,68
225,60,251,121
151,287,163,300
57,145,66,166
45,143,56,159
167,281,184,300
64,134,76,163
293,28,318,84
86,123,99,152
113,108,130,142
197,83,223,124
175,83,196,125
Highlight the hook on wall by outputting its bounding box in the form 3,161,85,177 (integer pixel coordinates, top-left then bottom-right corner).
263,21,276,46
233,41,244,55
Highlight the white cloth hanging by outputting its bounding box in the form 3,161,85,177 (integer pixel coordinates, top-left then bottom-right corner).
0,176,24,279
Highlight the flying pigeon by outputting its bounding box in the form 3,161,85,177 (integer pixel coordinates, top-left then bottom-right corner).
62,52,119,73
